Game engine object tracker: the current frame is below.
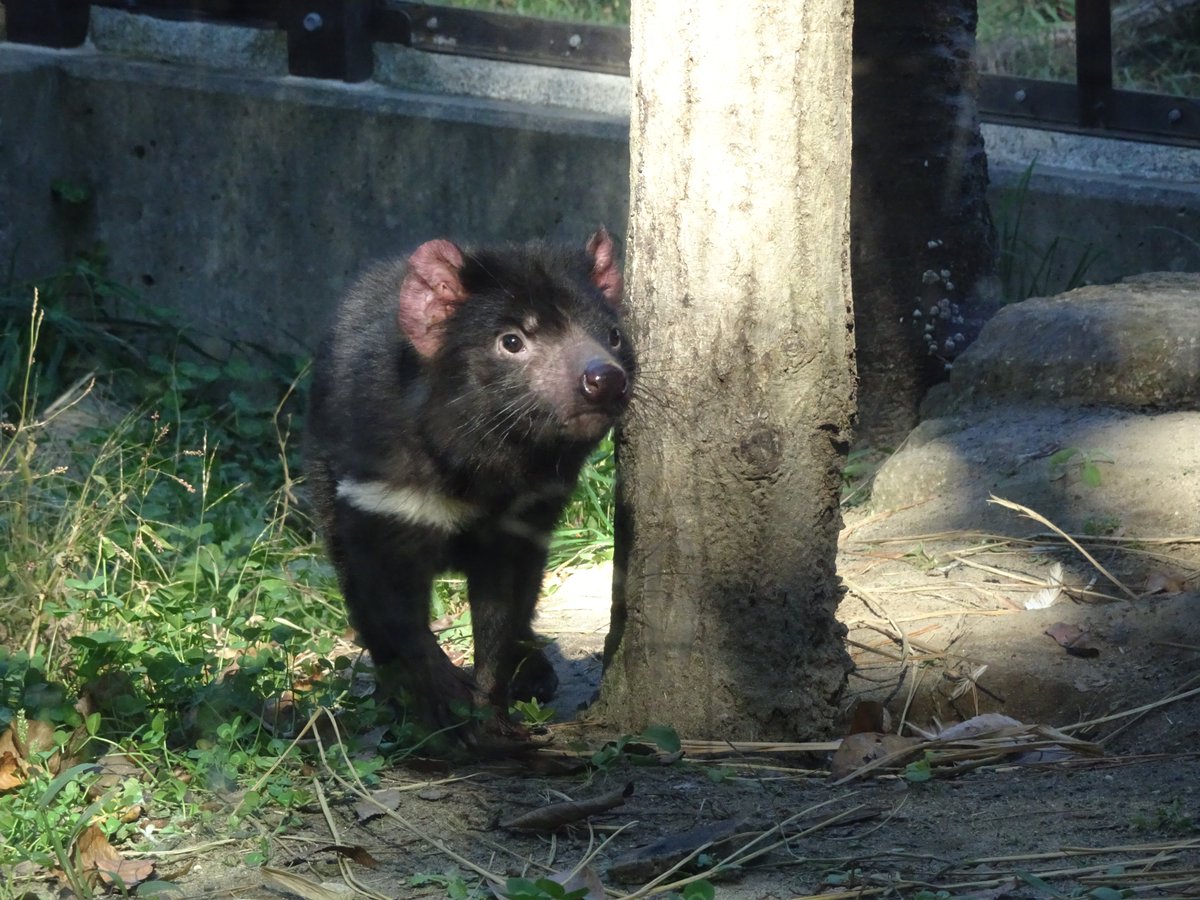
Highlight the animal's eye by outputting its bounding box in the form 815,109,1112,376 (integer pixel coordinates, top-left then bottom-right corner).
500,333,526,354
608,327,622,349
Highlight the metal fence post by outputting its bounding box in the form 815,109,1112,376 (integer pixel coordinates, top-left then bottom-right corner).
281,0,373,83
1076,0,1114,129
6,0,91,48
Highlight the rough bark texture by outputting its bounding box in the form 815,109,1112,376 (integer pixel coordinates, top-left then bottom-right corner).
851,0,998,445
598,1,855,740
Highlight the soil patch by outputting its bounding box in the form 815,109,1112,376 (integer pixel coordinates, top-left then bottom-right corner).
147,522,1200,898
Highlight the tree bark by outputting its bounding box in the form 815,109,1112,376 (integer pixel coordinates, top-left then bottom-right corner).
851,0,998,445
599,0,855,740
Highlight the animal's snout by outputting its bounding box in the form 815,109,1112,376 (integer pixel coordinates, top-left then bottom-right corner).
580,360,628,406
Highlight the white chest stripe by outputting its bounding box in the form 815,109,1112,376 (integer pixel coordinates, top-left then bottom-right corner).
336,478,477,532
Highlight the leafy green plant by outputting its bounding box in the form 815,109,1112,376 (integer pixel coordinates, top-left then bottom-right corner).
501,877,588,900
511,696,556,726
590,723,681,771
550,433,618,571
411,871,480,898
1132,799,1197,836
903,754,934,783
1048,446,1113,487
0,285,349,887
901,545,940,571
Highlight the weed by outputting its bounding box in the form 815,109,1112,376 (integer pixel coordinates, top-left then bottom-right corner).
0,285,340,887
511,696,556,726
411,871,479,898
444,0,627,25
901,545,940,571
903,754,934,783
589,723,681,771
995,162,1103,302
549,433,618,571
1132,799,1197,836
1083,515,1121,537
502,877,588,899
1048,446,1113,487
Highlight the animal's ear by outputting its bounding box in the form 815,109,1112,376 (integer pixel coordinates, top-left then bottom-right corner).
398,239,468,358
585,227,624,311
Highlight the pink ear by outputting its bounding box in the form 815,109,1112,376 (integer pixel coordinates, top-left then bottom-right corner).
586,227,624,310
397,239,467,358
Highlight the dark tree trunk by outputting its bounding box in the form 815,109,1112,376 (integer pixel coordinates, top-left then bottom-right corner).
852,0,998,445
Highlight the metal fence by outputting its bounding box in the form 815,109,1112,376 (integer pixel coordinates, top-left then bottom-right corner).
7,0,1199,146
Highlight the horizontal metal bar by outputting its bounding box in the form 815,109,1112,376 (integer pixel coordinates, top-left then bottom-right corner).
90,0,279,28
980,75,1200,148
29,1,1200,147
375,2,630,76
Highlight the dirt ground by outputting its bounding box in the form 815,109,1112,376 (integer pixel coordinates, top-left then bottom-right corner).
156,504,1200,900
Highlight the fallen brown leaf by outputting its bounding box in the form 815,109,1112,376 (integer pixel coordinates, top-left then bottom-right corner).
1143,571,1186,595
0,750,25,792
75,823,155,889
353,787,403,823
88,752,142,799
1045,622,1101,657
315,844,379,868
829,732,920,780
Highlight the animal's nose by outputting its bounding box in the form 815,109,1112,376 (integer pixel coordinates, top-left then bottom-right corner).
580,360,628,405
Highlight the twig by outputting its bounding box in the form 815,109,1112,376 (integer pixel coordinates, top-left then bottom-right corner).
987,495,1138,600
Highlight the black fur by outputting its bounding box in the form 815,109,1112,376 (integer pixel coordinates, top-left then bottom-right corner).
307,235,634,746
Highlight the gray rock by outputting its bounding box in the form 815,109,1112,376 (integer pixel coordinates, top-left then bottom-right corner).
936,272,1200,413
868,273,1200,543
869,405,1200,538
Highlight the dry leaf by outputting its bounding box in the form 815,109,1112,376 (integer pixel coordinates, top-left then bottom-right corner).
943,663,990,701
261,866,356,899
910,714,1025,741
353,787,403,823
1045,622,1101,657
829,732,920,780
314,844,379,868
88,752,142,799
75,824,155,888
0,718,91,782
1143,571,1186,595
0,750,25,792
546,864,606,899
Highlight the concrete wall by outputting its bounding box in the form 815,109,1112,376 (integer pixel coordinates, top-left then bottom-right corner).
2,11,1198,357
1,35,629,354
0,49,70,281
984,126,1200,289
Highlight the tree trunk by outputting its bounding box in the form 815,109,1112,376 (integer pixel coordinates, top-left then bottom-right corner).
598,0,855,740
851,0,998,445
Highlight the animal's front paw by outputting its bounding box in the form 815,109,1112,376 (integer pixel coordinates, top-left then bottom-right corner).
509,646,558,704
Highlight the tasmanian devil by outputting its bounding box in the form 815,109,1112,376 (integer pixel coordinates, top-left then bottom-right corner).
306,229,634,748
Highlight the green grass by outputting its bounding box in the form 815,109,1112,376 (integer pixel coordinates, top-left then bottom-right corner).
977,0,1200,97
0,277,357,892
440,0,628,25
995,161,1103,301
0,257,621,894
